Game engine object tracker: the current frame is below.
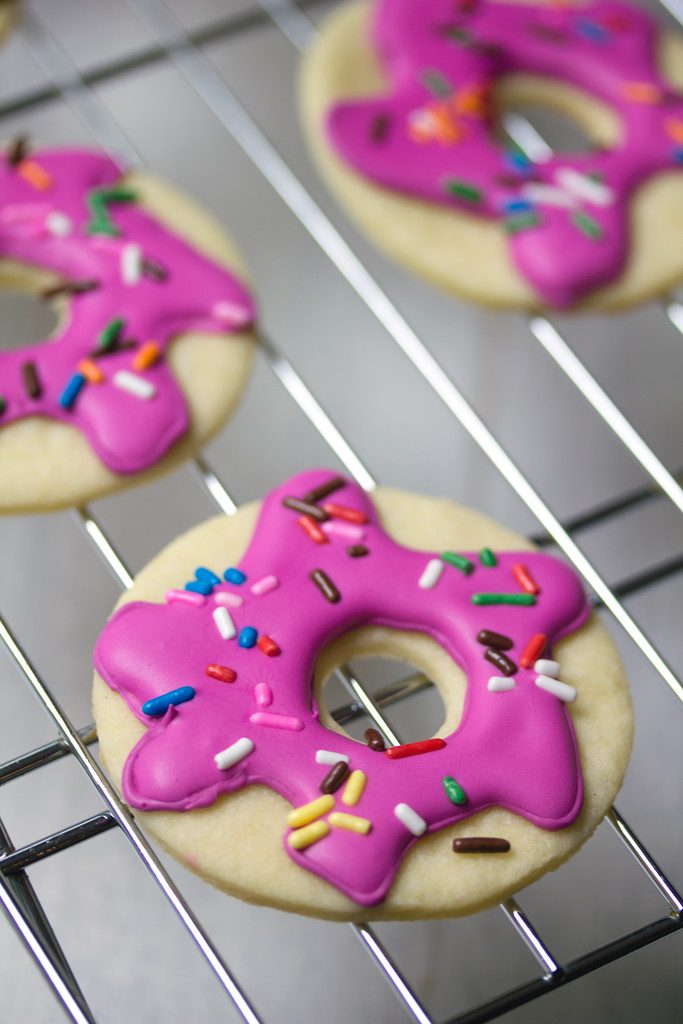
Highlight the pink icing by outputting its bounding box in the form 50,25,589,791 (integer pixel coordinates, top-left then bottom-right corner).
0,148,255,473
325,0,683,308
94,470,591,907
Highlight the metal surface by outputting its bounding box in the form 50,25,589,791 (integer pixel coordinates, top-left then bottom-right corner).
0,1,681,1022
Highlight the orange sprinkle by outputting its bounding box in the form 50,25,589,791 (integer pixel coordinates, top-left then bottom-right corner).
77,359,104,384
133,341,161,371
620,81,662,104
665,118,683,145
17,159,53,191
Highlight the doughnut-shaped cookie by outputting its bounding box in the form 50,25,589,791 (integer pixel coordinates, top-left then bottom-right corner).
93,471,632,920
301,0,683,310
0,144,256,512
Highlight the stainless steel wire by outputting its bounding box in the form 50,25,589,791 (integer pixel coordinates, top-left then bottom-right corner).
0,1,680,1022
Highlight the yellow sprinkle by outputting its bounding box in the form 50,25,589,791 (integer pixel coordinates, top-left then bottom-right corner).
286,794,334,829
17,159,52,191
329,812,372,835
133,340,161,371
342,770,366,807
287,820,330,850
78,359,104,384
620,81,662,104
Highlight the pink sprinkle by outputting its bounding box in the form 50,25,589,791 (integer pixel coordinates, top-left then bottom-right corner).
212,300,252,329
321,520,365,542
254,683,273,708
251,574,279,596
214,591,244,608
249,711,304,731
165,588,205,607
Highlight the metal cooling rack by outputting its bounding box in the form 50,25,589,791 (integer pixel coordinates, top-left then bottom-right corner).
0,1,682,1021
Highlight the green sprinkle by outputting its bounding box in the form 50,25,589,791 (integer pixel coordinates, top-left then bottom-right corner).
445,179,482,203
421,69,452,97
439,26,473,46
86,186,137,236
587,169,604,182
571,211,603,240
472,593,536,606
97,317,125,353
479,547,497,567
443,776,467,806
0,395,5,415
441,551,474,575
505,212,539,234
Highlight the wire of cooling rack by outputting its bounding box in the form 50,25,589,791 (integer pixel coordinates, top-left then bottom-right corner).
0,2,681,1023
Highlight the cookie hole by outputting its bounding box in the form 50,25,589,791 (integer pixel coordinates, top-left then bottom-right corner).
0,264,61,350
495,73,622,153
315,627,466,745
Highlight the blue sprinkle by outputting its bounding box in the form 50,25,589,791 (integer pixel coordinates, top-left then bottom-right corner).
673,147,683,165
504,150,532,175
224,567,246,585
58,372,86,410
142,685,195,717
195,566,221,586
238,626,258,648
503,198,533,214
576,18,608,43
185,580,212,596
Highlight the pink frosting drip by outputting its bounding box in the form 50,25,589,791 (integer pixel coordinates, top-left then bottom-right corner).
325,0,683,307
94,471,591,906
0,149,256,473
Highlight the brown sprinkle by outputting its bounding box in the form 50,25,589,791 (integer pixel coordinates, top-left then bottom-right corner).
302,476,345,504
42,279,99,300
310,569,340,604
347,545,369,558
282,496,329,522
453,837,511,854
371,114,391,143
320,760,350,794
477,629,513,651
22,361,41,399
364,728,385,752
484,648,517,677
142,258,167,281
6,135,29,167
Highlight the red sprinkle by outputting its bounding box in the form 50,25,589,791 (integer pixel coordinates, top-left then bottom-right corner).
205,664,237,683
519,633,546,669
385,738,446,760
512,563,540,596
257,635,280,657
298,515,328,544
321,502,368,524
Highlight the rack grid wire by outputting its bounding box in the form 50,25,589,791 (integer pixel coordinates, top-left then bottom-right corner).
0,0,682,1022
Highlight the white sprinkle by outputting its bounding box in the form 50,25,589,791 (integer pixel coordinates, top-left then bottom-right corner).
555,168,615,207
212,605,236,640
251,574,279,596
316,750,350,766
121,242,143,285
534,659,560,678
535,675,577,703
487,676,516,692
113,370,155,400
45,211,73,237
214,591,243,608
418,558,444,590
212,300,252,329
322,520,365,542
521,183,577,209
214,737,253,771
394,802,427,836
